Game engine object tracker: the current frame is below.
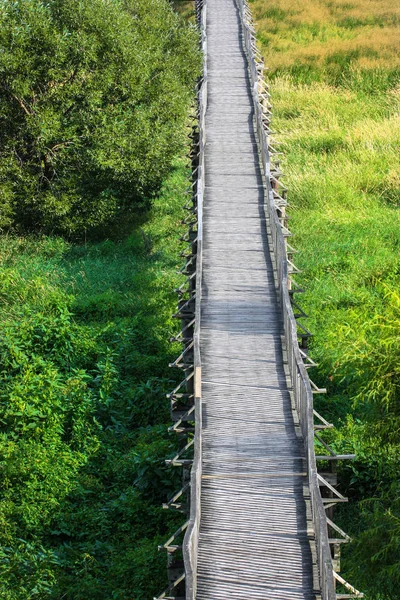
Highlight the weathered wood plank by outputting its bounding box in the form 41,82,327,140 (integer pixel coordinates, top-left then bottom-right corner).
196,0,318,598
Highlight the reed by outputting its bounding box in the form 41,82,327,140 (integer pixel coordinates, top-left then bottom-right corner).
250,0,400,597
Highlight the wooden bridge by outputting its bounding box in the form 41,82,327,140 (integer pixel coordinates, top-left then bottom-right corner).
158,1,363,599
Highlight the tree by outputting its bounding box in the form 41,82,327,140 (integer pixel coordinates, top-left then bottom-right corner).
0,0,199,235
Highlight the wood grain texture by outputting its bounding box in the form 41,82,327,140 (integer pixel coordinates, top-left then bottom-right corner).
197,0,318,597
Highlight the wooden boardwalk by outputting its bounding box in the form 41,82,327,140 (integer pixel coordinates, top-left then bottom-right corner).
197,0,317,597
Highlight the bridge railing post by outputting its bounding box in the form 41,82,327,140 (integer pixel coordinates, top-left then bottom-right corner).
181,2,208,600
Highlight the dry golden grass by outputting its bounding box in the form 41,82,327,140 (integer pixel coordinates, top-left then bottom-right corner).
266,28,399,70
250,0,400,71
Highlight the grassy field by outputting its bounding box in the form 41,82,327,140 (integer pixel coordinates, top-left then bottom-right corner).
0,161,189,599
173,0,196,20
250,0,400,597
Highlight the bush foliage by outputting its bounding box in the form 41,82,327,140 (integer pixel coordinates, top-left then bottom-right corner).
0,0,199,234
0,162,189,598
0,0,198,594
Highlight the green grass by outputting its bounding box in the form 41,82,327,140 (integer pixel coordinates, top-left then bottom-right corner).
0,160,189,599
172,0,196,21
250,0,400,597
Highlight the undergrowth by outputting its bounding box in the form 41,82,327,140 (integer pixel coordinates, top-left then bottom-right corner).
172,0,196,21
0,161,188,599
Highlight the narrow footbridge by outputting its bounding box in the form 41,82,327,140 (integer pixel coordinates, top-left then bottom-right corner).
158,1,363,599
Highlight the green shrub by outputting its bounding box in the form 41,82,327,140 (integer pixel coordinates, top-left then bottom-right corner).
350,486,400,599
0,0,199,235
0,160,189,598
0,302,101,597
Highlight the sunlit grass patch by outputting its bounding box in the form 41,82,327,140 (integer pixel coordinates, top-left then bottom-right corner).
270,77,400,212
250,0,400,81
251,0,400,595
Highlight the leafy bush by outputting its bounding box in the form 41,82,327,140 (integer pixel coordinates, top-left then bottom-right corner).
0,161,189,598
350,486,400,600
0,0,199,234
0,300,101,597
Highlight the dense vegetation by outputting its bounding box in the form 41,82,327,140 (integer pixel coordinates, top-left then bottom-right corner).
250,0,400,597
172,0,195,20
0,163,191,599
2,0,398,596
0,0,200,597
0,0,198,235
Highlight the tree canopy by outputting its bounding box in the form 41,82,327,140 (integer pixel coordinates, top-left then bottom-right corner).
0,0,199,235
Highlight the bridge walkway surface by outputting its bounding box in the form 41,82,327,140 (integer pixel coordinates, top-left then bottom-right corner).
197,0,318,598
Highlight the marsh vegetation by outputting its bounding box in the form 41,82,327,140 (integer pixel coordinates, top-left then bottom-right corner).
0,0,200,597
250,0,400,596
